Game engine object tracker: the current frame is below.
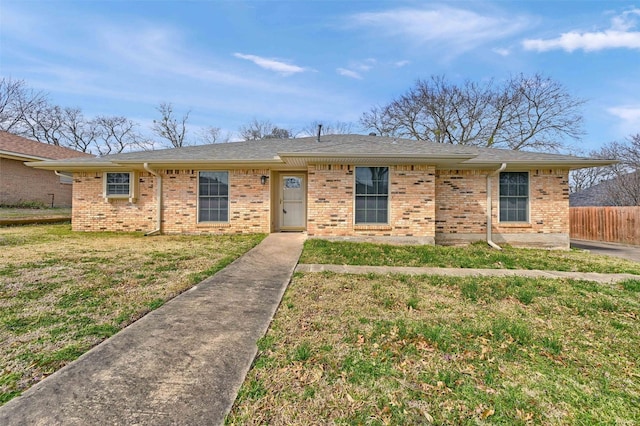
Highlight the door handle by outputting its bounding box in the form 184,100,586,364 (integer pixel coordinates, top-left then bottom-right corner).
283,209,287,214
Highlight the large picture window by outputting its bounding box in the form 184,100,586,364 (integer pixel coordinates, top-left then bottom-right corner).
499,172,529,222
355,167,389,224
199,171,229,222
105,172,131,197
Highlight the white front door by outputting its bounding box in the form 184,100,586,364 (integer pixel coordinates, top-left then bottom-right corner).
280,174,306,230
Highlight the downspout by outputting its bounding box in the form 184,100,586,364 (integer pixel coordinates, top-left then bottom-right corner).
54,170,71,179
143,163,162,236
487,163,507,250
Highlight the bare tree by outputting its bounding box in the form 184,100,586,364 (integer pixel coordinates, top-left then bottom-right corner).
0,77,51,135
569,162,606,194
239,118,292,140
21,104,66,146
598,134,640,205
301,120,355,136
361,73,585,151
94,116,148,155
197,126,230,144
59,107,98,153
570,134,640,205
152,102,190,147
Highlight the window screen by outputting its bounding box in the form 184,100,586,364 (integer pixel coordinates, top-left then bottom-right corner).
355,167,389,224
105,172,131,196
499,172,528,222
199,171,229,222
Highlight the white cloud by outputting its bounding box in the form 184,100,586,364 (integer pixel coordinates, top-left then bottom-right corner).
394,60,411,67
608,105,640,124
611,8,640,31
336,59,377,79
492,47,510,56
349,6,530,56
337,68,362,79
354,58,376,72
607,105,640,138
233,53,306,75
523,9,640,52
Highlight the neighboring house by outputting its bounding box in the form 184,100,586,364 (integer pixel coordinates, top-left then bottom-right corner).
0,131,94,207
570,171,639,206
28,134,611,249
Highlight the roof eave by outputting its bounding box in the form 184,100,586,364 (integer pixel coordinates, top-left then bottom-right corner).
116,159,284,169
26,158,285,171
0,150,52,162
462,159,618,170
278,153,477,167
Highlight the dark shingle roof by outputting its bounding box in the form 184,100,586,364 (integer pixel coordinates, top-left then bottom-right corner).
26,134,614,171
570,172,639,206
0,131,93,160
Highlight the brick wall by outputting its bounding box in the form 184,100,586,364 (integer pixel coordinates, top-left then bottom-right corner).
72,169,270,234
435,168,570,248
493,169,570,235
70,164,570,248
72,171,156,231
307,164,436,240
0,157,73,207
435,169,488,234
162,169,270,234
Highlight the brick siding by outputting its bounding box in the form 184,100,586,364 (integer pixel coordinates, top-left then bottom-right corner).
307,164,435,238
494,168,570,235
0,157,73,207
70,165,570,248
435,168,570,248
72,169,270,234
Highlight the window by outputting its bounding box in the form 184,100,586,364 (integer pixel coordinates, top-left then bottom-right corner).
105,172,132,197
59,173,73,185
355,167,389,224
199,171,229,222
499,172,529,222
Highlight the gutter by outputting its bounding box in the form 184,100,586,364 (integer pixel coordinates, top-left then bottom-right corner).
487,163,507,250
54,170,72,179
143,163,162,236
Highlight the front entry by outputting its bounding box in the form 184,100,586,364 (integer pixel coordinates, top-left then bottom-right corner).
279,174,306,231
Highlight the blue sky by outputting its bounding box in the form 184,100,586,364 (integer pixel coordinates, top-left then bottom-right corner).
1,0,639,152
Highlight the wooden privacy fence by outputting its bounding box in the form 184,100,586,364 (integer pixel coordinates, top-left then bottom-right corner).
570,207,640,245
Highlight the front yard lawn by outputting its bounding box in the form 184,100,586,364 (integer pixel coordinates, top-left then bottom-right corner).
300,239,640,275
0,224,264,405
0,207,71,220
227,272,640,425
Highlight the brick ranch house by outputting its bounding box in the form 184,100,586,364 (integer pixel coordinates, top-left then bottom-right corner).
28,134,612,249
0,131,93,207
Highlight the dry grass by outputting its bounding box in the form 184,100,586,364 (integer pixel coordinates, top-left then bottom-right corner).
0,207,71,219
301,239,640,275
227,272,640,425
0,224,264,404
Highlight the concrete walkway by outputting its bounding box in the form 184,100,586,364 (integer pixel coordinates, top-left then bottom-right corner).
571,239,640,263
296,264,639,283
0,233,306,426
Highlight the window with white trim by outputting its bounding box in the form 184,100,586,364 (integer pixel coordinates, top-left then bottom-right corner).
499,172,529,222
355,167,389,224
105,172,132,197
198,171,229,222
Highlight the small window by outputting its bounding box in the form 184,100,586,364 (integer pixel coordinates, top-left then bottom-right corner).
499,172,529,222
59,173,73,185
199,171,229,222
105,172,132,197
355,167,389,224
